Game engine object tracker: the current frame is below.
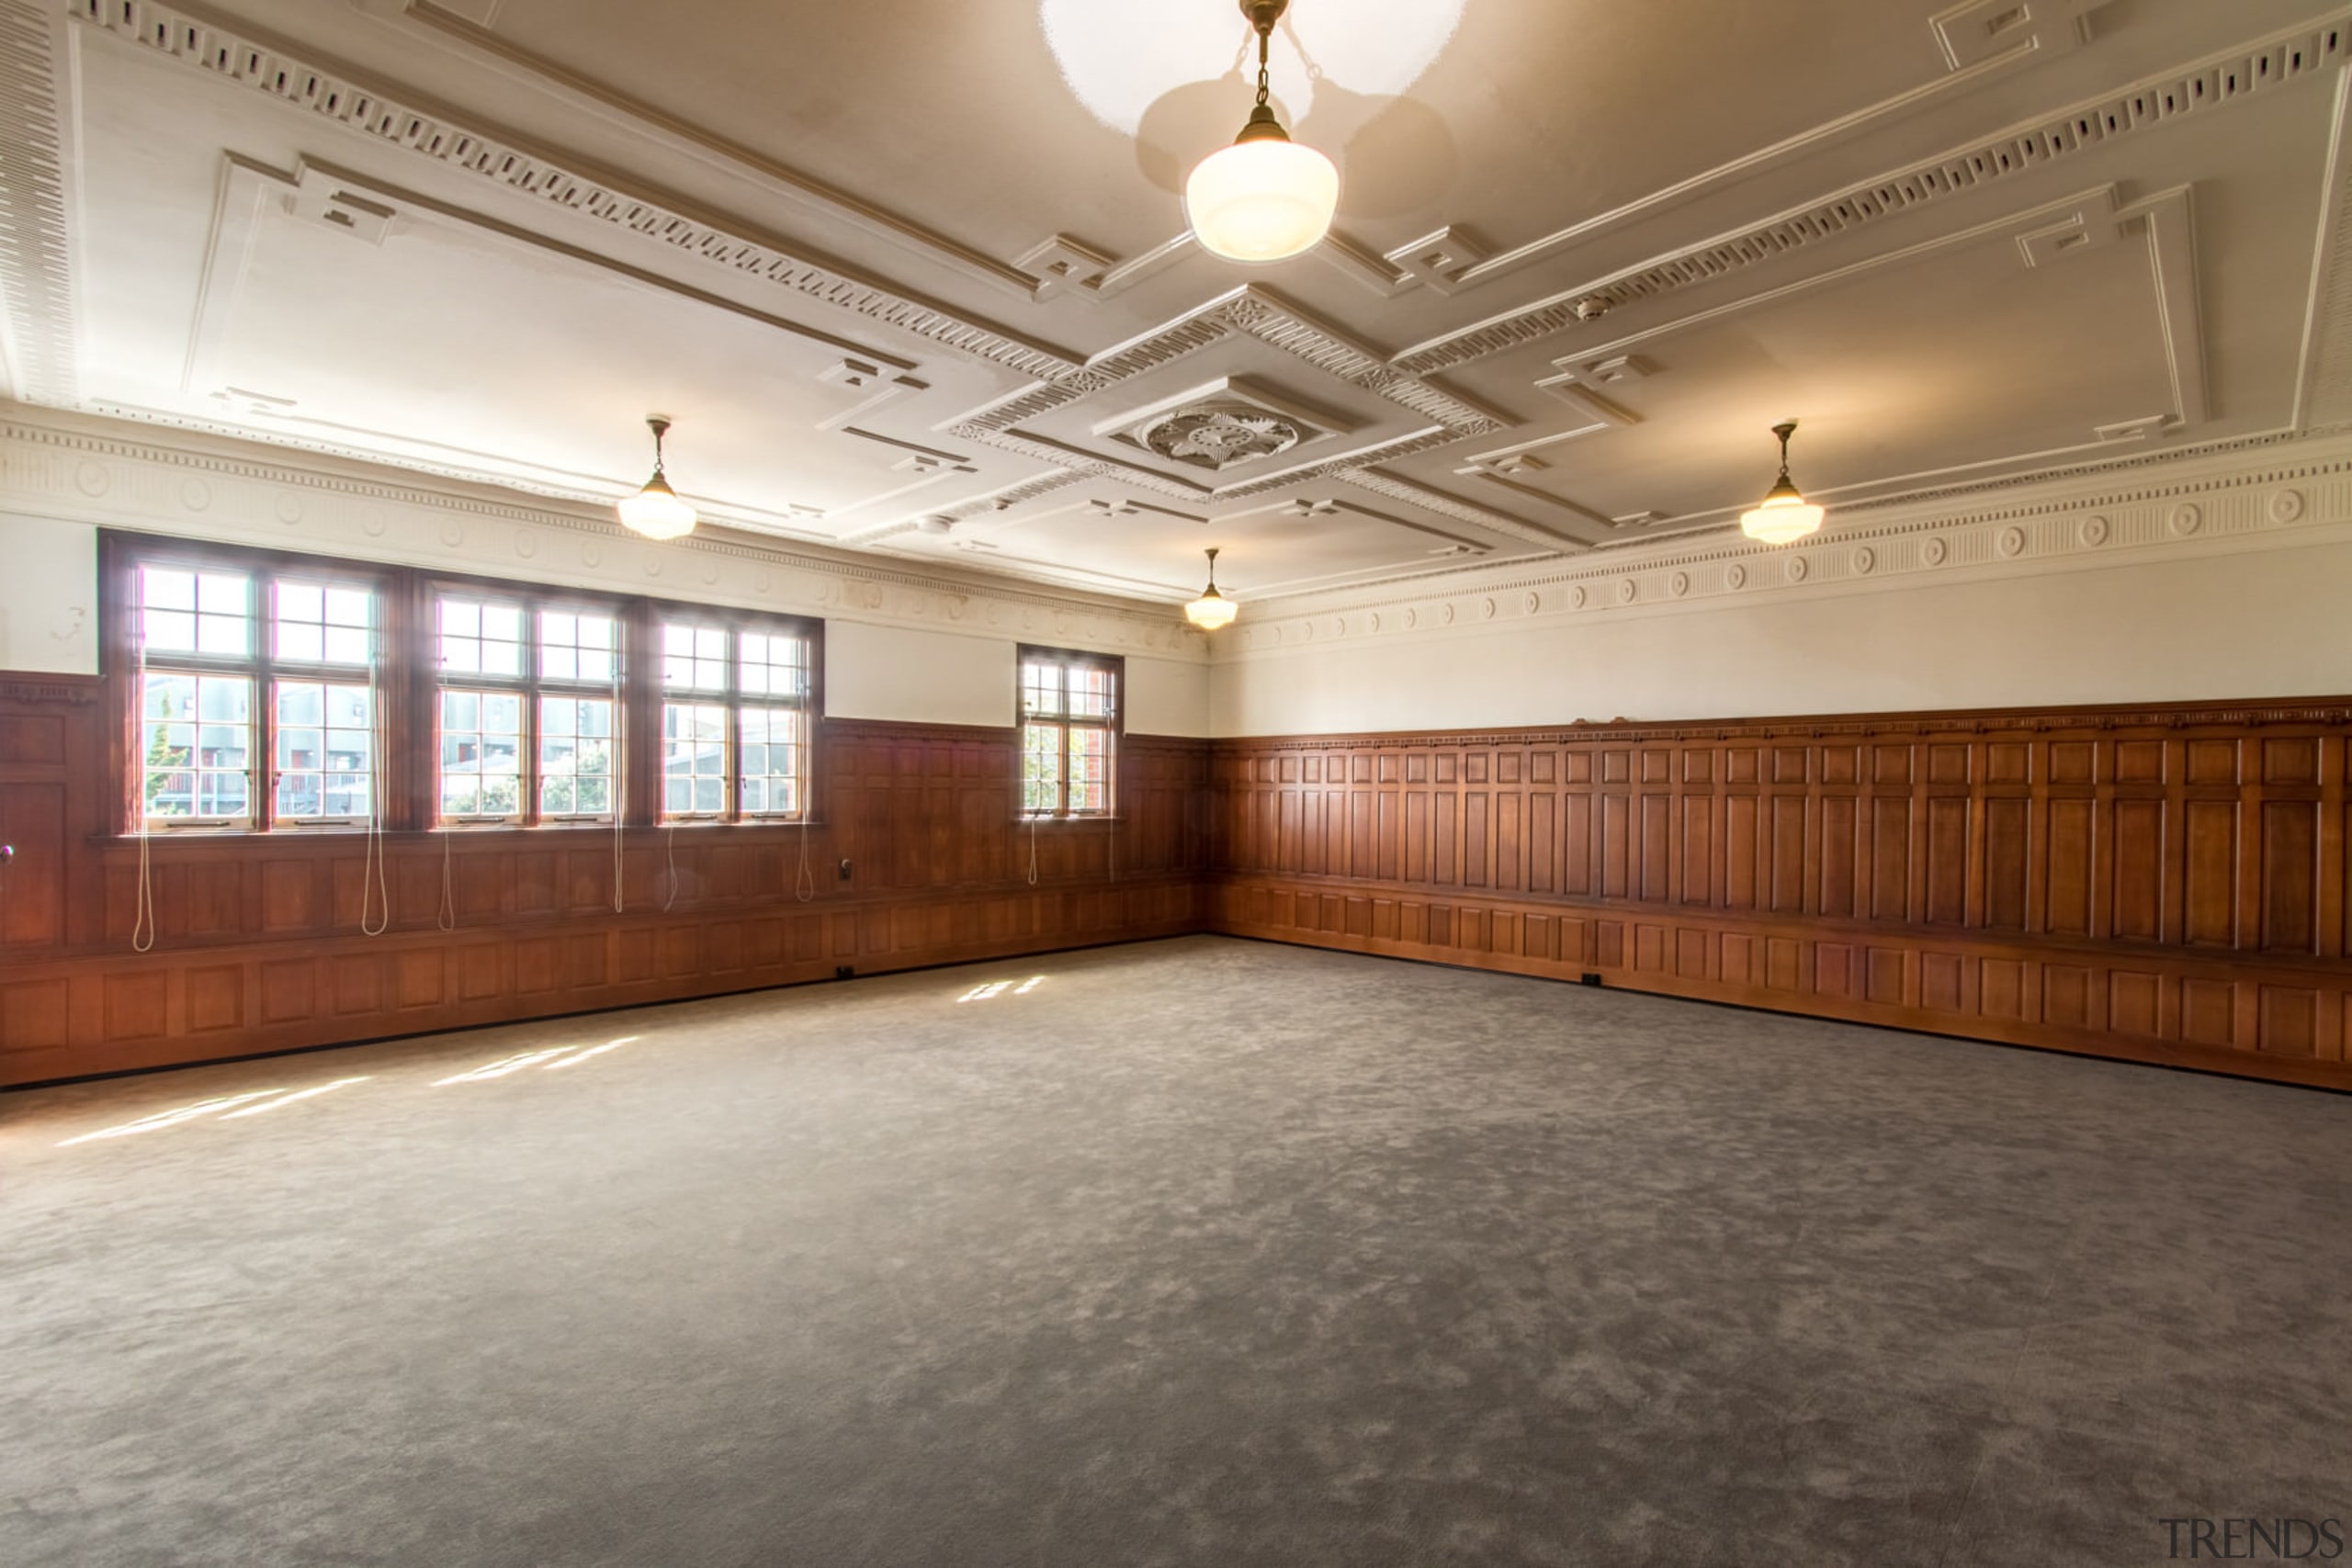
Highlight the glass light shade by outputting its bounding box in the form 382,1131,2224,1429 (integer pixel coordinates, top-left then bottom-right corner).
1739,482,1825,546
1185,135,1340,263
1184,588,1238,631
618,471,696,541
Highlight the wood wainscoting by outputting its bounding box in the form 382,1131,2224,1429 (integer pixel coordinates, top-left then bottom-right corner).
0,676,1206,1084
14,672,2352,1093
1208,702,2352,1092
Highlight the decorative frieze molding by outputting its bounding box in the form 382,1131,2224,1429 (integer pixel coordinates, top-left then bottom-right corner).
919,288,1510,537
0,676,99,706
67,0,1087,386
0,408,1209,661
1220,429,2352,659
0,0,75,406
1396,13,2350,373
2303,67,2352,430
1216,697,2352,753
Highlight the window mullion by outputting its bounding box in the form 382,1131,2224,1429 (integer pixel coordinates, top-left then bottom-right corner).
1057,665,1071,819
519,668,538,829
252,575,271,831
727,631,743,824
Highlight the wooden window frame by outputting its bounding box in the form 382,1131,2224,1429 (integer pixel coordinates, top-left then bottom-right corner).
652,600,822,826
102,534,396,835
1018,646,1122,820
427,578,629,829
100,531,828,837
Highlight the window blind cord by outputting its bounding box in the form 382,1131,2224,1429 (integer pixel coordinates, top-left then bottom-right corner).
1026,812,1039,887
663,822,678,913
437,823,456,932
610,662,625,915
130,580,156,954
793,811,816,903
358,632,390,937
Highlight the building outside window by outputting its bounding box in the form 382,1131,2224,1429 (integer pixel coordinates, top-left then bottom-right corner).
133,561,379,829
1020,648,1118,818
435,595,619,825
660,617,816,821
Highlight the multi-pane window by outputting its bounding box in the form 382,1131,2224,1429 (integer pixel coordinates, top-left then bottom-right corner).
115,538,826,836
1020,649,1117,818
435,596,618,825
659,619,814,820
133,563,378,828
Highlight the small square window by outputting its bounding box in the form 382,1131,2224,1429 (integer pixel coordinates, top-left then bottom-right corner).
439,598,525,678
139,565,251,659
740,631,807,699
540,610,616,684
275,580,373,666
662,623,729,692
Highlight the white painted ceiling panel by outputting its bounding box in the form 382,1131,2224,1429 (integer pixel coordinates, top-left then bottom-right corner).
0,0,2344,617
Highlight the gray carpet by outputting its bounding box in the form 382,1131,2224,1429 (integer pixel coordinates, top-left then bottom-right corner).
4,936,2347,1567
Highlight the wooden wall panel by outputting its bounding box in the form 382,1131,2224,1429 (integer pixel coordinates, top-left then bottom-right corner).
16,671,2352,1096
0,677,1207,1085
1210,701,2352,1093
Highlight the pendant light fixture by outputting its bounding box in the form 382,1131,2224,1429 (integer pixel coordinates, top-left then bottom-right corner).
1184,547,1239,631
1739,421,1826,546
1185,0,1340,264
616,415,697,542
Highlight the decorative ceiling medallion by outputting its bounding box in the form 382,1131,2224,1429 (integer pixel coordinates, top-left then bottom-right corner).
2168,503,2203,536
1724,565,1747,591
1851,548,1875,576
1135,403,1305,473
2080,514,2110,546
1998,525,2028,557
1921,537,1948,565
1569,585,1589,609
2268,489,2306,524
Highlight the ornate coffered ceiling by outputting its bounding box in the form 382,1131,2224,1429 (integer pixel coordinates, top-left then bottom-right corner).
0,0,2346,619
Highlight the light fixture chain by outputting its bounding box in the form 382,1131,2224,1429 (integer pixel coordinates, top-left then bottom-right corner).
1255,23,1272,109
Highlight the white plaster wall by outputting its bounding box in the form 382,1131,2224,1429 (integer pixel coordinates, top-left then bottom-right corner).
821,630,1210,734
823,620,1014,727
0,514,98,675
1211,538,2352,735
1124,653,1212,738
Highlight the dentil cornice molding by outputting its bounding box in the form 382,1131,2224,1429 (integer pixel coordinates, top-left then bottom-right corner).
0,406,1211,663
1220,427,2352,660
